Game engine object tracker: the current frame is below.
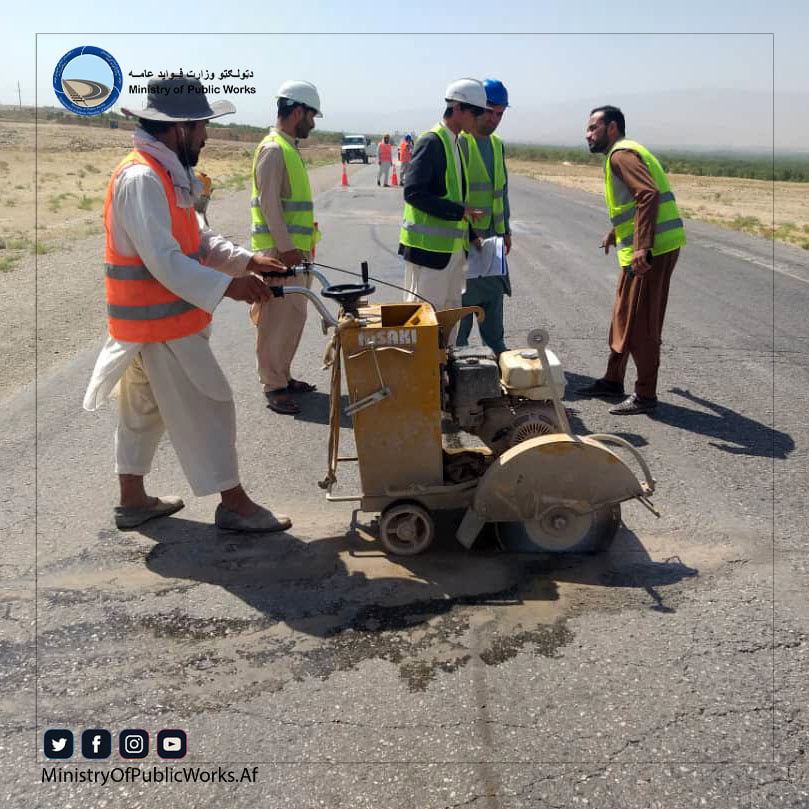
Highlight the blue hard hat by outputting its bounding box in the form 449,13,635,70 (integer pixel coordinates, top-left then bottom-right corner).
483,78,509,108
404,134,412,142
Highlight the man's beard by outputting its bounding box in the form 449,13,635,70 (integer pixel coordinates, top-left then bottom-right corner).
295,121,313,139
179,146,201,167
588,135,607,154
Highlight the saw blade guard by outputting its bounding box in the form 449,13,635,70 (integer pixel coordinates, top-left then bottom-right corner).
456,434,650,551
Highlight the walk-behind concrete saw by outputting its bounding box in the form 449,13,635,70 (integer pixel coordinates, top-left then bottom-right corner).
269,262,658,556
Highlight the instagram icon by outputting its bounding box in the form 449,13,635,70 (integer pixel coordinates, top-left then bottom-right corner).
119,729,149,759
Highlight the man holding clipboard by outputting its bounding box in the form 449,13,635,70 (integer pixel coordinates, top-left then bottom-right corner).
456,78,512,357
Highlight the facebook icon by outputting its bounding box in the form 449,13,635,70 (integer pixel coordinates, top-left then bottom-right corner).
81,729,112,759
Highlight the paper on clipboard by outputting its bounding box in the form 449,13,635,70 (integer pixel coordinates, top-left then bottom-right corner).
466,236,507,278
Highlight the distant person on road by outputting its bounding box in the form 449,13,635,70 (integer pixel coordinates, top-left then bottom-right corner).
398,79,487,340
456,78,512,357
250,80,323,415
377,133,393,186
398,134,413,184
83,76,292,534
577,105,686,414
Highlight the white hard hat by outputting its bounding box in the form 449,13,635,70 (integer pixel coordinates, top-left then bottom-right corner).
276,79,323,117
444,78,488,110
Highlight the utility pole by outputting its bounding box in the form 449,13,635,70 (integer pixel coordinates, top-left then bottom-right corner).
17,80,22,110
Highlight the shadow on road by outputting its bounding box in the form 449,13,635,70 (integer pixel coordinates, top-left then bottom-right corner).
138,511,697,637
564,371,792,459
655,387,794,459
280,391,352,428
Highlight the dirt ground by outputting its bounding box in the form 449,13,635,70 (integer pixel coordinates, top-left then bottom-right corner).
0,121,338,269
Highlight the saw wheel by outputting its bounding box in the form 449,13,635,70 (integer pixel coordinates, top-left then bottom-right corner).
378,502,435,556
495,503,621,554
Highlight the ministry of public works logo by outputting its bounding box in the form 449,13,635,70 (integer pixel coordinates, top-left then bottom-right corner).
53,45,122,115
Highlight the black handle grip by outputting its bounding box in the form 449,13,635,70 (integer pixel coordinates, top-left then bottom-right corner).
268,286,285,297
259,268,296,279
361,261,369,285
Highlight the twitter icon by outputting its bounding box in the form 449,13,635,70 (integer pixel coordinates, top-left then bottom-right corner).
44,729,74,759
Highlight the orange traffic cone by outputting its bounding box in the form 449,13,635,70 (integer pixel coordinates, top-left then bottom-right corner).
390,163,398,186
340,162,349,187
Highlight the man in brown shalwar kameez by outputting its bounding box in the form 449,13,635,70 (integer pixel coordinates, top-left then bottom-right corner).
578,105,686,415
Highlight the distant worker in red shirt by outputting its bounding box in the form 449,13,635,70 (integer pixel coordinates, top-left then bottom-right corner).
398,134,413,184
377,133,393,186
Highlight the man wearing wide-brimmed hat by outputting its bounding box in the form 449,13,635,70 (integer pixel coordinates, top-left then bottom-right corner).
83,77,294,534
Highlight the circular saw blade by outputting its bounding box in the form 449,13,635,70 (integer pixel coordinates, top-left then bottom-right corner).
495,504,621,554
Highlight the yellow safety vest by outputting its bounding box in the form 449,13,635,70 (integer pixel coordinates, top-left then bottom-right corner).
399,125,466,254
604,138,686,267
250,132,320,252
458,133,505,234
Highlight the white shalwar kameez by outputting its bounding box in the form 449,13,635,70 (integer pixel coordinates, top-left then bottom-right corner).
83,140,253,496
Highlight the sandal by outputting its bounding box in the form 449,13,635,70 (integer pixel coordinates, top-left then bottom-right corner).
265,388,301,415
287,378,317,394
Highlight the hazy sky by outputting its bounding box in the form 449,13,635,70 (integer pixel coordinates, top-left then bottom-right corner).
2,2,807,152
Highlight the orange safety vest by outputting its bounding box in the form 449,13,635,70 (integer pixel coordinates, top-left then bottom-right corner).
104,150,212,342
398,141,412,163
378,141,392,162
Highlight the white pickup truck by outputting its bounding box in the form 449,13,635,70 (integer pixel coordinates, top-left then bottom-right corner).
341,134,370,164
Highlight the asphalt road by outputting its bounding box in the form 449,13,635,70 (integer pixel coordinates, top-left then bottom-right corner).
2,164,807,807
61,79,111,106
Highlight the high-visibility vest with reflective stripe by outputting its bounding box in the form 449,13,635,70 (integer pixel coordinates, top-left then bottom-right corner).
399,125,466,255
398,141,412,163
604,138,686,266
378,142,392,162
458,133,505,234
250,133,318,252
104,150,211,343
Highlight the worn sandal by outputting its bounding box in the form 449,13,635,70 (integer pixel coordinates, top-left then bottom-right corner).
114,496,184,529
265,389,301,415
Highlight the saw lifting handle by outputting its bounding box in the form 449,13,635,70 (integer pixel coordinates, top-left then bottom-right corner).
299,261,332,290
586,433,657,497
277,285,340,328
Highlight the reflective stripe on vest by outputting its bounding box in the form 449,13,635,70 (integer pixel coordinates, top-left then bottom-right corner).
399,125,466,255
106,250,204,281
250,132,318,252
458,133,506,234
107,299,198,320
615,217,685,250
104,150,211,342
604,138,686,266
250,197,313,213
251,223,313,236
